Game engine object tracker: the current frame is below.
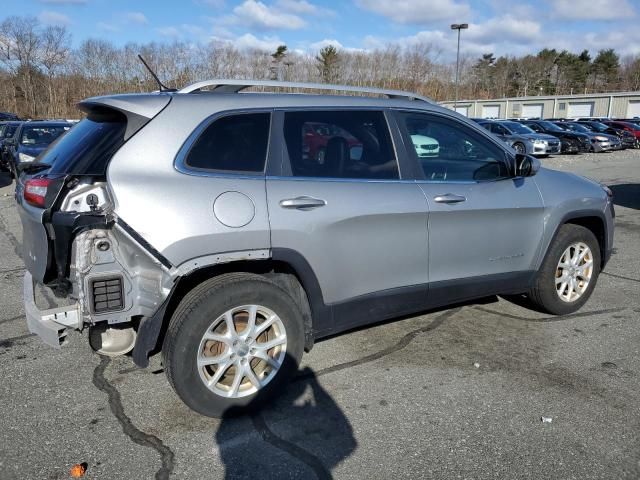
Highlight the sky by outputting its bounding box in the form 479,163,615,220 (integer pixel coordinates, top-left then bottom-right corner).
4,0,640,60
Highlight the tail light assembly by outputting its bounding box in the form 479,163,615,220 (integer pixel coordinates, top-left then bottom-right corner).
23,178,54,208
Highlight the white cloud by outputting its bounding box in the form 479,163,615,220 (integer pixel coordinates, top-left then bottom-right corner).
227,0,306,30
157,26,181,38
309,38,343,50
550,0,635,20
275,0,335,16
182,24,207,36
361,14,544,61
38,11,72,26
124,12,148,25
356,0,471,24
231,33,285,51
466,15,541,46
306,38,365,53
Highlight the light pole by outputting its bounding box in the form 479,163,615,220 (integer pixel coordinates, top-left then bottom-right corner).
451,23,468,111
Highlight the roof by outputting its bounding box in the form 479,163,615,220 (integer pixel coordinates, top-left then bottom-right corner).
79,79,442,120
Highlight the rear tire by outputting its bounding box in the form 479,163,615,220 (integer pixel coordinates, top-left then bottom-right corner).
529,224,601,315
163,273,304,418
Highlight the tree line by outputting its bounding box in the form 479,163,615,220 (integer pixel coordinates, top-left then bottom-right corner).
1,15,640,119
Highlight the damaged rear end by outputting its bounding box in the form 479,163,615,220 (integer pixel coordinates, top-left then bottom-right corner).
18,93,174,359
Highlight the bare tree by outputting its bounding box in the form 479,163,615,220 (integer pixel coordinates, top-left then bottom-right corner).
41,25,71,117
0,16,42,116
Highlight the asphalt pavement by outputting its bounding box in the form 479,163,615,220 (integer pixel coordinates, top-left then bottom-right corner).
0,150,639,479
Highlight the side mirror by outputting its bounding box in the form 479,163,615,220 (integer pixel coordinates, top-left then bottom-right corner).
514,153,540,177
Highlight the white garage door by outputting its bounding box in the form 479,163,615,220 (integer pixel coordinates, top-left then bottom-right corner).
522,103,543,118
482,105,500,118
568,102,594,118
627,101,640,118
454,105,469,116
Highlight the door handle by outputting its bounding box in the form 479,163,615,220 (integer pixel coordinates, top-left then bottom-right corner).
433,193,467,204
279,196,327,210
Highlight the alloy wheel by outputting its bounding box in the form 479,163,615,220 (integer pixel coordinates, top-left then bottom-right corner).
196,305,287,398
555,242,594,302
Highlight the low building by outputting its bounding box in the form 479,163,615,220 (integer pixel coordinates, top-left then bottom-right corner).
440,92,640,119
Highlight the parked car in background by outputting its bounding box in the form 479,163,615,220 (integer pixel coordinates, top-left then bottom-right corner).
477,120,560,156
5,121,72,176
552,121,621,152
575,117,611,122
0,112,20,121
0,121,22,174
519,120,590,154
578,121,637,149
18,79,614,417
602,120,640,147
410,134,440,157
302,122,362,165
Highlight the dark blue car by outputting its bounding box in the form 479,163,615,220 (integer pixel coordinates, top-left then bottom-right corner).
0,121,23,174
5,121,72,177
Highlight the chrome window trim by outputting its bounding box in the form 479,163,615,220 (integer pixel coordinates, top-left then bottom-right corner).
265,175,417,184
174,108,273,178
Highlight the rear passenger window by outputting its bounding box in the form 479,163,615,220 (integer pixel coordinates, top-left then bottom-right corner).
283,110,398,179
185,113,270,173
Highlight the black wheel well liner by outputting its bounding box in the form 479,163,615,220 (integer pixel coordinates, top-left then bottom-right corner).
553,211,608,267
132,249,329,367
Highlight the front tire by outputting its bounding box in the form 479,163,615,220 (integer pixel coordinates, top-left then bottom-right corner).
163,273,304,418
513,142,526,155
529,224,601,315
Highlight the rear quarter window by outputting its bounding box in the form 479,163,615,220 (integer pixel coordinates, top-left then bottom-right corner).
183,112,271,174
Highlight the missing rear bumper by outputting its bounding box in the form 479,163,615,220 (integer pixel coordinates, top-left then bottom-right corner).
23,271,81,348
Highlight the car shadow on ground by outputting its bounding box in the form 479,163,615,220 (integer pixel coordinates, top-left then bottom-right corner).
215,363,356,480
608,184,640,210
0,171,13,189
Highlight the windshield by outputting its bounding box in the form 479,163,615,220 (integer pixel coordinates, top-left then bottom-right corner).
587,122,609,132
20,125,70,146
2,125,18,138
37,113,127,175
537,121,564,132
565,123,590,133
620,122,640,131
500,121,535,134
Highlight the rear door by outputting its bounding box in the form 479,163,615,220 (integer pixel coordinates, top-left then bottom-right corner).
265,109,429,334
395,110,545,305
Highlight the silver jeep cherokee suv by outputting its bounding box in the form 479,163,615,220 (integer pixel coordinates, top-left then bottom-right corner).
17,80,614,417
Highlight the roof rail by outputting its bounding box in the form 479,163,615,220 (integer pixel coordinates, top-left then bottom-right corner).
178,79,433,103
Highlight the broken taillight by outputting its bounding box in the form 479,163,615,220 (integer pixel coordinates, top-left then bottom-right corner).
23,178,53,208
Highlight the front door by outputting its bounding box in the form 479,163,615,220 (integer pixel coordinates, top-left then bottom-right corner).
396,111,545,305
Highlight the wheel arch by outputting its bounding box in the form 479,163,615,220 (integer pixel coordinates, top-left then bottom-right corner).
132,251,329,367
542,210,607,270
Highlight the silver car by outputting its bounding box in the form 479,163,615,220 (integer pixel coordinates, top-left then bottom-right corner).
17,80,615,417
478,120,561,156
